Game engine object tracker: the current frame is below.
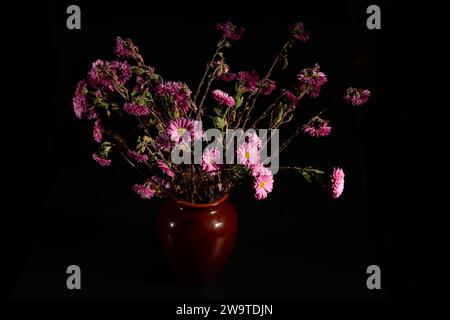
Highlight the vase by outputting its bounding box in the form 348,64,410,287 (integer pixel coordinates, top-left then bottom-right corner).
157,193,237,284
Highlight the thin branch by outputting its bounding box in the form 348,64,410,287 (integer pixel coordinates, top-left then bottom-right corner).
197,70,217,119
194,37,225,111
249,94,283,128
241,39,293,129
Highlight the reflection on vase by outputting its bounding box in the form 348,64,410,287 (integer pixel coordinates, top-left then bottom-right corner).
157,194,237,284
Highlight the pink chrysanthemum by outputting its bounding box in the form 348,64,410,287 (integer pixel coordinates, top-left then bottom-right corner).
127,150,149,163
123,102,150,116
110,60,132,85
216,21,245,41
237,71,260,92
246,132,262,149
157,159,175,178
92,153,111,167
237,143,259,167
155,132,173,151
88,59,115,91
324,167,345,199
155,81,191,113
217,72,237,82
289,22,310,42
251,163,270,177
155,81,182,96
282,89,298,108
211,89,235,107
166,118,195,143
93,119,103,143
132,183,155,200
193,120,204,141
152,175,171,191
202,147,222,174
114,36,135,58
303,117,332,137
343,87,371,107
132,176,170,200
260,79,276,95
297,64,328,98
254,169,274,200
73,80,88,119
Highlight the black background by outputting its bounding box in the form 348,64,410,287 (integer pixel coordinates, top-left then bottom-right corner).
6,0,441,301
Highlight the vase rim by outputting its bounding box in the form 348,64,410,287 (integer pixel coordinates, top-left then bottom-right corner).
170,193,229,209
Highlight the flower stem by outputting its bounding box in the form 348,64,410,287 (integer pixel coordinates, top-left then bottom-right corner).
197,71,217,119
240,39,293,129
194,37,225,117
249,95,283,128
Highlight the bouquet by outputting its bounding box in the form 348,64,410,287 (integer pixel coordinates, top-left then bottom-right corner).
73,21,370,204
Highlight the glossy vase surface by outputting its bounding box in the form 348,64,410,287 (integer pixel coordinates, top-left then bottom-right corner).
157,194,237,283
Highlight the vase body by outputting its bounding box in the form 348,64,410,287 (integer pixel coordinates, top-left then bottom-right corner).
157,194,237,284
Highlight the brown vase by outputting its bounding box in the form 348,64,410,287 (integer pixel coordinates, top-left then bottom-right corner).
157,194,237,284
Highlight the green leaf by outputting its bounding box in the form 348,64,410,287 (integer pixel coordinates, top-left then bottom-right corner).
270,107,284,127
235,96,244,109
132,66,145,75
280,54,289,70
148,73,162,82
299,167,325,186
213,116,227,129
231,165,251,177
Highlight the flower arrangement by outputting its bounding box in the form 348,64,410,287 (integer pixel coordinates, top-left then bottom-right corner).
73,21,370,204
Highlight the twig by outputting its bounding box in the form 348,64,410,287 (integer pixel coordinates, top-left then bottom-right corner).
194,37,225,116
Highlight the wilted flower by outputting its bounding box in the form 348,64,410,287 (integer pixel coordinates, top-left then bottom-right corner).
217,72,237,82
157,159,175,178
92,153,112,167
216,21,245,41
155,132,173,151
237,71,260,92
123,102,150,116
260,79,276,95
155,81,191,113
132,175,170,200
73,80,88,119
281,89,299,108
127,150,149,163
93,119,103,143
290,22,310,42
115,36,135,59
88,60,115,91
297,64,328,98
110,60,132,85
303,117,332,137
74,24,369,205
343,87,371,107
132,183,155,199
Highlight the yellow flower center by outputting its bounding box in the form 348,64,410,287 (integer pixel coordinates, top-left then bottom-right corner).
259,181,265,188
245,151,250,159
177,128,186,135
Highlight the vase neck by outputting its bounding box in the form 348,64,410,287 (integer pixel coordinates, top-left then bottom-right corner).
171,194,229,209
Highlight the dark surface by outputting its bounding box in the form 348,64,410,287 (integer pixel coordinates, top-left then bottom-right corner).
9,0,435,300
